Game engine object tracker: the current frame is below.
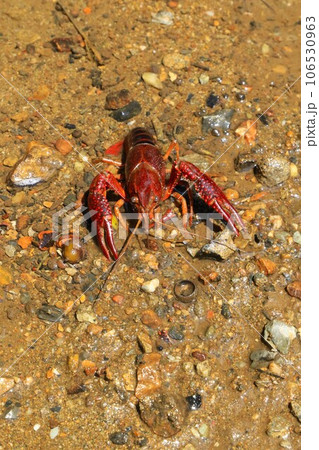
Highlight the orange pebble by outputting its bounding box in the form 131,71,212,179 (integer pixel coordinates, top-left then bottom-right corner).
17,236,32,249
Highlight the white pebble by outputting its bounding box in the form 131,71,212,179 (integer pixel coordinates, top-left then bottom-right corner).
33,424,41,431
141,278,160,293
50,426,59,439
199,74,209,85
142,72,163,90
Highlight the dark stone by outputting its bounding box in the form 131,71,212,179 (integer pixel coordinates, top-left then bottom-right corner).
64,123,76,129
206,93,219,108
36,304,64,322
110,101,142,122
221,303,232,319
168,325,185,341
236,93,245,101
109,431,129,445
186,393,202,410
234,153,257,172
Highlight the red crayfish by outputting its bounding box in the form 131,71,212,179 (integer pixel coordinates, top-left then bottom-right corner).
88,127,244,260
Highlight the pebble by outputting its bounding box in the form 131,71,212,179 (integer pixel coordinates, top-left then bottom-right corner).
141,278,159,293
202,109,235,133
135,353,162,399
37,304,64,322
263,320,297,354
200,228,236,260
186,393,202,410
16,215,30,231
67,354,79,372
293,231,301,245
110,101,142,122
256,257,277,275
199,74,209,85
152,11,174,25
0,377,15,396
253,272,268,287
86,324,103,335
221,303,232,319
3,405,20,420
109,431,129,445
105,89,131,110
266,416,290,438
289,401,301,422
138,392,188,437
75,304,97,324
255,155,290,187
50,426,59,439
142,72,163,89
205,325,216,339
137,332,153,353
224,188,239,200
4,245,16,258
168,325,185,341
206,93,220,108
141,310,162,328
12,191,27,205
196,360,211,378
55,139,73,155
286,281,301,299
234,153,257,172
250,349,277,369
7,142,64,187
162,53,190,70
0,267,13,285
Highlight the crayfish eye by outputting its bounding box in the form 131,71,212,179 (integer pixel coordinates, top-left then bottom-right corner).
154,196,159,203
131,196,138,204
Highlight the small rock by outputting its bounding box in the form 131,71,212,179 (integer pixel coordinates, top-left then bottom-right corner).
16,215,30,231
135,353,162,399
205,325,216,339
196,360,211,378
234,153,257,172
202,109,235,133
235,120,257,145
250,349,277,369
141,310,162,328
75,304,97,324
50,426,59,439
221,303,232,319
138,332,153,353
37,304,64,322
290,163,299,178
141,278,160,293
186,393,202,410
12,191,27,205
0,377,15,396
286,281,301,299
268,362,283,377
198,423,209,438
105,89,131,110
168,325,184,341
253,272,268,287
192,351,206,361
142,72,163,89
199,74,209,85
256,257,277,275
293,231,301,245
86,324,103,335
152,11,174,25
4,245,16,258
3,405,20,420
138,391,188,437
7,142,64,187
55,139,73,155
162,53,190,70
67,354,79,372
200,228,236,260
289,401,301,422
263,320,297,354
109,431,129,446
267,416,290,438
0,267,13,286
110,101,142,122
255,155,290,187
206,93,219,108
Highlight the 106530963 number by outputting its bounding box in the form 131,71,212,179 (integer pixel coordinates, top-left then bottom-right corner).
305,17,316,86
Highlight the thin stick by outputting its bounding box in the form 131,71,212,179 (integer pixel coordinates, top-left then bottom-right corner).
94,218,142,301
55,2,103,66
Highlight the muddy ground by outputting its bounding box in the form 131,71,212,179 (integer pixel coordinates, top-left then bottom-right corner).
0,0,300,449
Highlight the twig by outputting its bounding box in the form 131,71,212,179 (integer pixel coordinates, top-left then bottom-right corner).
55,2,103,66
